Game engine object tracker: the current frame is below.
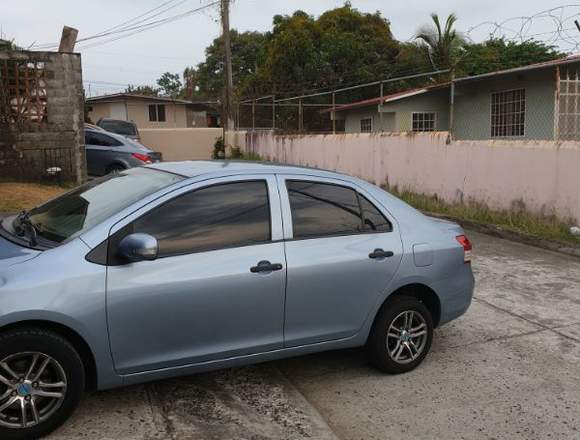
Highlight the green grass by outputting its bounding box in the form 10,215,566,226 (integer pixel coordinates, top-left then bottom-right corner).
385,184,579,245
228,147,265,161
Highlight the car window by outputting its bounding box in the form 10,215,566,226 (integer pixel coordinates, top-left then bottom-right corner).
132,181,271,257
86,131,123,147
286,181,362,239
360,195,392,232
25,168,183,243
99,120,137,136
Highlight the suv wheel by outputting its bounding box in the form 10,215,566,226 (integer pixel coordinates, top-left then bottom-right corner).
0,329,85,440
367,295,434,374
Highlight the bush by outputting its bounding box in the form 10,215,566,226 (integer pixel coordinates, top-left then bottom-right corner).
212,136,225,159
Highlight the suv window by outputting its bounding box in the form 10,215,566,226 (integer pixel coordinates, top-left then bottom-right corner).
286,180,392,239
133,181,271,257
99,120,137,136
85,131,123,147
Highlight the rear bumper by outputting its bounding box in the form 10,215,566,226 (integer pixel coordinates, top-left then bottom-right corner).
432,264,475,326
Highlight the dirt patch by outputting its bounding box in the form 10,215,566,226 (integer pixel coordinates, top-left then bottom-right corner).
0,182,68,213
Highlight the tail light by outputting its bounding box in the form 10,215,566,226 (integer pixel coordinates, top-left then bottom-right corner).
456,235,473,263
132,153,152,164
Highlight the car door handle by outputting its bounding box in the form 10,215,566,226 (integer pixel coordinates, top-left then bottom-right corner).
250,260,284,273
369,249,394,259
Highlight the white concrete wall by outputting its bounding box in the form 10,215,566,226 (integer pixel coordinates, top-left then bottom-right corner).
237,130,580,223
141,128,222,161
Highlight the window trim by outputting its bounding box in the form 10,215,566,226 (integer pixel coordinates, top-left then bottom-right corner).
284,178,393,242
104,178,275,264
411,111,437,132
360,117,373,133
490,88,526,138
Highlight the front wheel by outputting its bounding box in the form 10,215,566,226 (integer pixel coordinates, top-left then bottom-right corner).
367,295,434,374
0,329,85,440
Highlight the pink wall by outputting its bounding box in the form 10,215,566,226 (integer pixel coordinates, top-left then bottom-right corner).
236,131,580,223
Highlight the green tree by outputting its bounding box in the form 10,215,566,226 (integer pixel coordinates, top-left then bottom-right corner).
416,13,465,71
156,72,182,98
124,84,159,96
458,38,564,77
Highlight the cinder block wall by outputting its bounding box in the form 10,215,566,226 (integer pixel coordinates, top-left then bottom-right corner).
0,50,85,183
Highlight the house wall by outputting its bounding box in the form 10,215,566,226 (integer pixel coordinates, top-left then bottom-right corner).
87,99,189,128
343,89,450,133
454,69,556,140
87,102,111,124
234,130,580,223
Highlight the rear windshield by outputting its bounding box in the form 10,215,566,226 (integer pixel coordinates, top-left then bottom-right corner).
23,168,183,244
100,120,138,136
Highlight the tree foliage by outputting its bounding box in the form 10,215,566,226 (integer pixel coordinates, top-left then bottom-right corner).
156,72,182,97
146,4,566,102
125,84,159,96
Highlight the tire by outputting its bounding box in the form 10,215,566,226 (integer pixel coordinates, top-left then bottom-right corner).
106,163,125,175
367,295,434,374
0,329,85,440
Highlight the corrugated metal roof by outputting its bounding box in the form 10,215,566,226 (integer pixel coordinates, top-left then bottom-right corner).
321,83,450,113
86,93,217,105
454,55,580,83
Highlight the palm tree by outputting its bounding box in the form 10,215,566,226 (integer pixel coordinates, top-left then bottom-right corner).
416,13,465,71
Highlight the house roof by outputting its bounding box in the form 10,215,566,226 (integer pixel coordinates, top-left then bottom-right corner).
323,55,580,114
454,54,580,84
322,83,450,113
86,93,218,106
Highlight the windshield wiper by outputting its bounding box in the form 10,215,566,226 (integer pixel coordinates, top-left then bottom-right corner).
13,210,39,247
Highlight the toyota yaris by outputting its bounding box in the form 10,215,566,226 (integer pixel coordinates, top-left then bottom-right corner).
0,161,474,439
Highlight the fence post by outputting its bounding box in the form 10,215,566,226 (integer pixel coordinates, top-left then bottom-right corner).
332,92,336,134
272,95,275,131
252,99,256,131
449,72,456,140
554,66,561,141
299,98,303,132
379,81,384,132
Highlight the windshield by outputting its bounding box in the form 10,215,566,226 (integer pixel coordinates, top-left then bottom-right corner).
100,120,138,136
20,168,183,244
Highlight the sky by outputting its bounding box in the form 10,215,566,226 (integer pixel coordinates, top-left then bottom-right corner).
2,0,579,96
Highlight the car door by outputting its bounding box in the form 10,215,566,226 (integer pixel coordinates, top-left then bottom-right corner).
85,131,121,175
278,175,404,347
105,174,287,375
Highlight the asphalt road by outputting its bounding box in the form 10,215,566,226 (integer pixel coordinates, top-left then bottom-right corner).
48,230,580,440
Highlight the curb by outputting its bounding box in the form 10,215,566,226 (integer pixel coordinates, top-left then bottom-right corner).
425,211,580,259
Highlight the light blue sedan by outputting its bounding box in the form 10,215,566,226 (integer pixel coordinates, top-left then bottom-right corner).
0,161,474,439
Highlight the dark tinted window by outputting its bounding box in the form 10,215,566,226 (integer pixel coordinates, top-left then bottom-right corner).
134,181,271,257
85,131,122,147
148,105,157,122
99,120,137,136
360,196,392,232
157,104,166,122
287,181,362,238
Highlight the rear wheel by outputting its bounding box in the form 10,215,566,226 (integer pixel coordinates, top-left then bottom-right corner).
106,163,125,175
0,329,85,440
367,295,434,374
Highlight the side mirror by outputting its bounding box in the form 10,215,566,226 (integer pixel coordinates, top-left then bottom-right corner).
118,233,158,262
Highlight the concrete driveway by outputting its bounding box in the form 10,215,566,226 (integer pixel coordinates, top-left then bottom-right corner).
48,230,580,440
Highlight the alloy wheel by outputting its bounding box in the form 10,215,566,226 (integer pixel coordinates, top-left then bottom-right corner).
386,310,429,364
0,352,68,429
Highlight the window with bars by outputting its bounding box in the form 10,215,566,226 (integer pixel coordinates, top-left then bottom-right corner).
360,118,372,132
412,112,436,132
491,89,525,137
148,104,166,122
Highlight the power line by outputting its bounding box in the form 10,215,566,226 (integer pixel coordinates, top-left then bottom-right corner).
32,0,220,50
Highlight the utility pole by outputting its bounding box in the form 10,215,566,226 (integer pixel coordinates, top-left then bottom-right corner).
221,0,234,147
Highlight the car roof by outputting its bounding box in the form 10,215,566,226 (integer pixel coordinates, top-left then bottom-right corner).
147,160,352,180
